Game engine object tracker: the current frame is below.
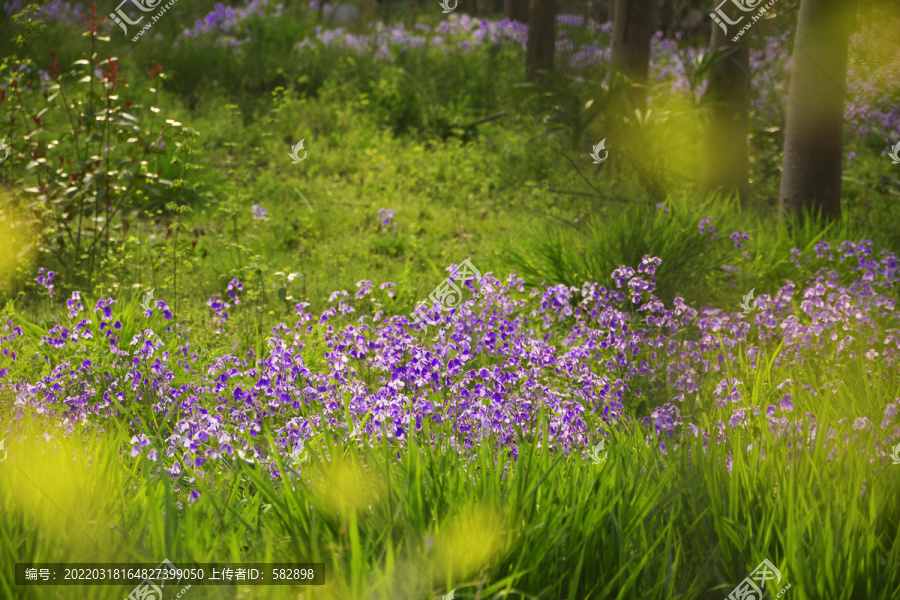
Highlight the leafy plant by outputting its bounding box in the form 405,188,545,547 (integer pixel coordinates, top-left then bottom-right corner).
513,68,630,149
502,198,743,306
0,7,205,291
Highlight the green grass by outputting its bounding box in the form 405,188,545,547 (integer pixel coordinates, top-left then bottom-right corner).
3,374,899,600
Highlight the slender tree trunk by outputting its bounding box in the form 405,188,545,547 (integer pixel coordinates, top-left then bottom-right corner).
505,0,529,22
362,0,376,25
525,0,556,81
779,0,853,222
406,0,417,27
609,0,655,106
702,21,750,204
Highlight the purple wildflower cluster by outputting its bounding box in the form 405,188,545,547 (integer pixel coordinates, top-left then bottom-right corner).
207,295,230,325
66,291,84,318
182,0,284,47
376,208,397,232
843,13,900,144
34,268,55,299
729,231,750,249
554,14,611,73
252,204,269,220
650,26,900,140
698,216,716,238
2,0,84,25
292,9,605,71
226,279,243,304
294,12,527,60
4,0,896,139
3,242,900,489
207,279,244,327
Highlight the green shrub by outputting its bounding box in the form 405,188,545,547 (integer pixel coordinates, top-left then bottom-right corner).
0,12,208,290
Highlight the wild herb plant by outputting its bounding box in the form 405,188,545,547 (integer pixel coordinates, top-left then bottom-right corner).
0,7,204,292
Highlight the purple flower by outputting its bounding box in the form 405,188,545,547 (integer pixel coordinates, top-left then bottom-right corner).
155,301,174,320
698,217,716,238
355,280,373,299
779,395,794,411
94,298,116,319
376,208,397,233
207,294,231,326
226,279,243,305
6,239,900,486
729,231,750,249
35,268,55,298
252,204,269,220
66,291,84,318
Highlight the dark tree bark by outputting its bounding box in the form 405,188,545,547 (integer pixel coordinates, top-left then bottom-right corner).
406,0,417,28
505,0,529,23
609,0,655,106
525,0,556,81
779,0,853,222
702,20,750,204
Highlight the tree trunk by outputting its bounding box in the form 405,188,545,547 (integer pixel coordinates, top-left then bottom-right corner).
702,21,750,204
505,0,529,22
525,0,556,81
406,0,417,28
778,0,853,222
361,0,377,25
609,0,655,106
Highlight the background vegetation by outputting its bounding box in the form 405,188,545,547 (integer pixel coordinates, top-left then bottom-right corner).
1,0,899,598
